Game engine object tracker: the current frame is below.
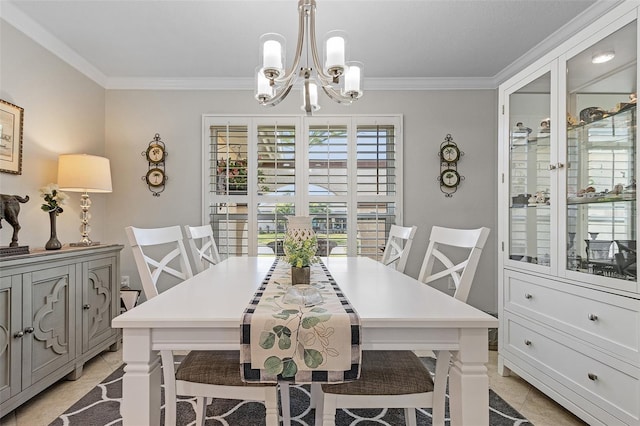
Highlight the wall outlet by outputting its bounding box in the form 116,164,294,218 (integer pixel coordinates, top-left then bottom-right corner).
447,276,456,290
121,275,130,287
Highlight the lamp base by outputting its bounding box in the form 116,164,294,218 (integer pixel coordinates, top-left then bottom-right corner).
69,241,100,247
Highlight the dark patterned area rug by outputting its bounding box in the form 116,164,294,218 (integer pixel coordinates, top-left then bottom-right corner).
50,358,532,425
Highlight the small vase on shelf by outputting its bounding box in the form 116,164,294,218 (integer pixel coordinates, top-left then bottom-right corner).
45,211,62,250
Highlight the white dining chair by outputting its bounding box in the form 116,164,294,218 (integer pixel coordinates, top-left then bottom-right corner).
184,224,222,273
125,225,279,426
318,350,450,426
125,225,194,299
418,225,491,303
308,225,417,420
380,224,418,273
317,225,490,426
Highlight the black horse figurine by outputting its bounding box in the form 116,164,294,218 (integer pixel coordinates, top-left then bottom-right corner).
0,194,29,247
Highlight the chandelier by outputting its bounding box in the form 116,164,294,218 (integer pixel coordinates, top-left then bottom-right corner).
254,0,363,114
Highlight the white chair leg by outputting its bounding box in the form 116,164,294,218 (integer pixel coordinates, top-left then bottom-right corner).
265,387,280,426
315,387,325,425
195,396,207,426
161,351,177,426
404,407,418,426
432,350,451,426
321,394,337,426
279,382,291,426
309,382,321,408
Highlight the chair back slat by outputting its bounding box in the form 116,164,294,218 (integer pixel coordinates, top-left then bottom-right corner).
126,225,194,299
184,225,222,273
418,226,490,303
380,224,418,274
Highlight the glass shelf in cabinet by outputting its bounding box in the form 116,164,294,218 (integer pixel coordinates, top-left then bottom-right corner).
567,194,635,205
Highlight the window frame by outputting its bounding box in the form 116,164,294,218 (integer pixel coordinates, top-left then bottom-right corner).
201,114,403,257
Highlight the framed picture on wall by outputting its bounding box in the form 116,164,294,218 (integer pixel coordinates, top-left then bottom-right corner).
0,99,24,175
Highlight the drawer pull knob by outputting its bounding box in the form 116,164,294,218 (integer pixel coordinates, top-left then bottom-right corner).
588,373,598,381
524,339,532,346
524,293,533,299
83,304,91,310
14,331,24,338
588,314,598,321
24,327,34,334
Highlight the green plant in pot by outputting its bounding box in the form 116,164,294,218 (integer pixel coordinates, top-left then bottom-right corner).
283,234,319,285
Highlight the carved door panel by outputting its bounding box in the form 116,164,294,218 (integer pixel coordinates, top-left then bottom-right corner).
82,258,116,352
22,265,76,387
0,275,21,404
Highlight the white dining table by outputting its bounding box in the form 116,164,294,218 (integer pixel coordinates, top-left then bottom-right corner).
112,256,498,426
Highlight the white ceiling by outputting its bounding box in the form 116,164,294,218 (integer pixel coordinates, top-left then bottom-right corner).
1,0,619,90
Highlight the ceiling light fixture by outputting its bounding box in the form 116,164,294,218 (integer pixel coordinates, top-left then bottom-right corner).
591,50,615,64
255,0,363,115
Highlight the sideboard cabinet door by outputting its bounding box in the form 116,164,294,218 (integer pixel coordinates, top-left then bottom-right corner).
23,265,76,387
0,275,22,405
82,257,118,354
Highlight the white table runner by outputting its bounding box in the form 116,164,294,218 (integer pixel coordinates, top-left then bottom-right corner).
240,259,361,383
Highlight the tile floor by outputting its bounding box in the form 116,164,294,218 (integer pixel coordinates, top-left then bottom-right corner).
1,349,587,426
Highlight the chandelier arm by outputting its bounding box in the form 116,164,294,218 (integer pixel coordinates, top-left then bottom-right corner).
308,0,336,83
320,84,355,105
260,80,296,107
270,0,307,84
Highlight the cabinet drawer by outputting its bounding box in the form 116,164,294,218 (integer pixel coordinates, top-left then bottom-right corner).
504,270,640,362
504,314,640,424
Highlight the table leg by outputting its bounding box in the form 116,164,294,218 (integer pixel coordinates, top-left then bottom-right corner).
120,329,162,425
448,328,490,426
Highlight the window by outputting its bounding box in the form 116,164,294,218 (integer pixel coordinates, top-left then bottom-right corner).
203,115,402,259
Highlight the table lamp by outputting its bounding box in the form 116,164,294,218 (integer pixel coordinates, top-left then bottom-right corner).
57,154,112,246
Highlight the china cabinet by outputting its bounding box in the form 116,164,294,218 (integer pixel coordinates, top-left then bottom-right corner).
498,3,640,425
0,244,123,416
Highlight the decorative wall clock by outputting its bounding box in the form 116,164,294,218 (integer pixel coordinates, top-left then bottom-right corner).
142,133,167,196
437,134,464,197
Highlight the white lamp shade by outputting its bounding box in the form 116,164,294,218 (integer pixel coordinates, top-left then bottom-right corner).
255,67,274,101
343,61,363,98
58,154,113,193
325,34,345,70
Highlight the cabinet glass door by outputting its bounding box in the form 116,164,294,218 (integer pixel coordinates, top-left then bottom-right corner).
566,21,637,282
508,71,552,267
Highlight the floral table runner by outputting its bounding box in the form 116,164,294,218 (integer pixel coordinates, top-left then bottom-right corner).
240,259,361,384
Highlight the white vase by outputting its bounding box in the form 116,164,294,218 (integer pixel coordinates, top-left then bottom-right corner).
284,216,317,257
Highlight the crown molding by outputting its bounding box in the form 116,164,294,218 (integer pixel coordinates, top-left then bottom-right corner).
0,1,108,87
104,77,253,90
105,76,497,91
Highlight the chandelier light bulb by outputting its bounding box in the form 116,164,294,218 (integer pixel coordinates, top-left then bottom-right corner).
264,40,282,68
255,69,274,103
260,33,286,80
301,80,320,113
343,62,363,99
325,31,346,77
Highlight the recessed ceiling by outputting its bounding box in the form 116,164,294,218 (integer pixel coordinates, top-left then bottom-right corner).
1,0,612,89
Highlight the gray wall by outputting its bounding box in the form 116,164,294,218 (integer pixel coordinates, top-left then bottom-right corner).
2,18,499,313
0,21,109,249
